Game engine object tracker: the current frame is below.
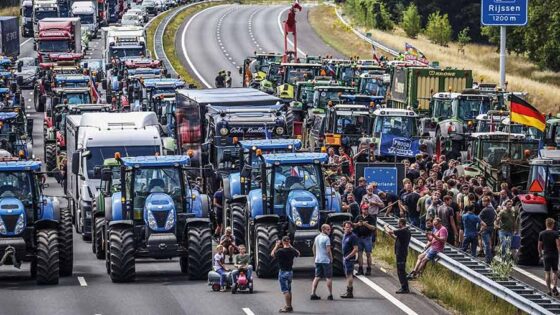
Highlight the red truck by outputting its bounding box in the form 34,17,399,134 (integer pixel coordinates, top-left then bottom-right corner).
36,17,82,63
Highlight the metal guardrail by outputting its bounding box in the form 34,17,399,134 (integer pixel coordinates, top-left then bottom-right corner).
331,5,400,57
378,216,560,314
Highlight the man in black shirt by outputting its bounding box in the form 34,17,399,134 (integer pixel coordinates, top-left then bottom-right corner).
385,218,411,293
272,236,301,313
353,177,367,207
538,218,560,296
353,206,376,275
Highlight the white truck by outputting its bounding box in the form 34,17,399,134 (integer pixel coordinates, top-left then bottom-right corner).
67,112,174,240
32,0,59,33
102,25,146,63
71,1,99,39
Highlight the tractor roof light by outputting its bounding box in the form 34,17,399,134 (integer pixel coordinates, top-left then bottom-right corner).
320,146,327,153
187,149,194,158
114,152,121,160
18,150,24,159
251,145,257,151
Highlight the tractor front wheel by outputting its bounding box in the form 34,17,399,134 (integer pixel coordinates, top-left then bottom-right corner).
109,227,135,282
231,203,246,246
184,224,213,279
254,223,279,278
45,143,57,175
93,217,106,260
518,211,546,266
58,207,73,277
36,229,59,285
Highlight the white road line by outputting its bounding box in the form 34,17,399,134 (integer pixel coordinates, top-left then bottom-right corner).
355,274,418,315
19,38,32,47
182,5,220,88
242,308,255,315
277,6,306,57
77,276,87,287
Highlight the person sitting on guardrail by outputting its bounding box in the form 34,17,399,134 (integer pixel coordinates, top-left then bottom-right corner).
407,217,447,280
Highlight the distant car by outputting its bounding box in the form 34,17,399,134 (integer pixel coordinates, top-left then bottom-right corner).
15,57,37,88
81,59,105,83
121,13,143,26
142,0,158,15
154,0,168,11
127,8,148,23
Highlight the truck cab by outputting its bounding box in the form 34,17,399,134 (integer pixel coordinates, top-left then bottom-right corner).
33,0,59,33
21,1,34,37
71,1,98,39
36,18,82,63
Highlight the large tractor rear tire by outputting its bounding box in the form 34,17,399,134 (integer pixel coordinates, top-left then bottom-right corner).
58,207,73,277
231,203,245,246
93,217,106,260
254,223,279,278
36,229,59,285
518,211,546,266
331,223,345,276
184,224,213,279
109,227,135,283
45,143,57,175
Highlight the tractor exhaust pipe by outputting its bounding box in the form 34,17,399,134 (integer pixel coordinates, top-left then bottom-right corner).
0,246,21,269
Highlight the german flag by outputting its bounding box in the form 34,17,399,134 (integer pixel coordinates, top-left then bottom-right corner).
510,95,546,132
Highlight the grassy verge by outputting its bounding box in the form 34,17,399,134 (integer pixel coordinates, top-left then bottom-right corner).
308,5,393,60
373,231,521,315
310,4,559,114
162,1,224,87
0,6,19,16
146,11,170,58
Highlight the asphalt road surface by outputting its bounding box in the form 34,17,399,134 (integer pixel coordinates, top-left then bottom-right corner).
3,4,550,315
177,4,343,88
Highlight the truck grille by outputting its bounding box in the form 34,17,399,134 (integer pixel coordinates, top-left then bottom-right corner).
297,207,315,225
151,210,169,228
1,214,19,232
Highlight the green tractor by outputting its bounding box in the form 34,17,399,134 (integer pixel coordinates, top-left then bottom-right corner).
545,114,560,149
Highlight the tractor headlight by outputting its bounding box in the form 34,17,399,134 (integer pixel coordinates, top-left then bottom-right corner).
147,210,158,230
14,213,25,235
219,127,229,136
275,126,285,135
292,206,302,227
0,219,6,234
164,209,175,230
309,206,319,227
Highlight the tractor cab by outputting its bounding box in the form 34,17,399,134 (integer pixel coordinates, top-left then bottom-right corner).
322,104,374,151
54,74,91,88
517,150,560,266
51,87,93,106
545,114,560,149
0,111,33,158
242,152,348,277
273,63,324,100
463,132,540,190
103,155,212,282
372,108,420,160
142,78,185,112
241,52,283,88
0,160,73,284
311,86,355,112
357,71,390,97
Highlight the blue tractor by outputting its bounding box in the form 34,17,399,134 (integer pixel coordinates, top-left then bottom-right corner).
103,155,212,282
222,139,302,246
242,152,350,277
0,160,73,284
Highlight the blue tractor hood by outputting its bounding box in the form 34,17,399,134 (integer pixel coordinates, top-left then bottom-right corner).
0,197,26,236
286,190,319,228
144,192,176,233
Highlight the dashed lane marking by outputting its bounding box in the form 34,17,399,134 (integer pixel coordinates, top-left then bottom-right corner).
355,274,418,315
242,308,255,315
19,38,32,47
77,276,87,287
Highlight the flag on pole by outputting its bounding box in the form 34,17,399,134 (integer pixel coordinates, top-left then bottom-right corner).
509,94,546,132
404,43,428,65
371,42,380,64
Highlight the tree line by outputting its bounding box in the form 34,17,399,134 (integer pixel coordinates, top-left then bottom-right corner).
339,0,560,72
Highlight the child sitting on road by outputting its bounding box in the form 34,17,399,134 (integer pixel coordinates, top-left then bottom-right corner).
220,227,239,263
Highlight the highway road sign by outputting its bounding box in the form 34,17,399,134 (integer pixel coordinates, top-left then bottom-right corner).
481,0,528,26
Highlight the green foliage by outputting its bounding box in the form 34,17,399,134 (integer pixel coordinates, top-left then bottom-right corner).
344,0,394,31
401,3,421,38
424,11,452,46
457,27,471,49
490,238,514,281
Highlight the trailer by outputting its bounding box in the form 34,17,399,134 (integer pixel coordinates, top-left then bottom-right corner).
0,17,20,58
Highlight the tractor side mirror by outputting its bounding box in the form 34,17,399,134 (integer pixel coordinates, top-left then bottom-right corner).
17,61,22,72
83,62,88,69
101,168,113,181
72,152,80,175
240,165,251,178
105,63,112,70
8,133,16,143
93,166,101,178
17,76,23,87
238,66,242,75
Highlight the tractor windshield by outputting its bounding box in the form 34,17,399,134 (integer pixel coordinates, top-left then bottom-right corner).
334,112,371,135
359,77,386,97
271,164,321,208
0,171,36,205
527,165,560,198
374,116,417,138
64,92,91,104
478,141,539,167
297,85,314,105
313,89,342,108
286,68,316,85
432,98,453,119
457,98,491,121
129,166,186,213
